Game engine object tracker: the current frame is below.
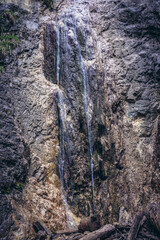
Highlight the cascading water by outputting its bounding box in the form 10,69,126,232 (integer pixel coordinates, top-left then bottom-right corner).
56,0,95,215
56,24,75,228
56,26,65,188
71,12,95,213
80,36,95,214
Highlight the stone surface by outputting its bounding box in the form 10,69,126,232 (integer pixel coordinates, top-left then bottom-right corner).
78,215,101,233
0,0,160,239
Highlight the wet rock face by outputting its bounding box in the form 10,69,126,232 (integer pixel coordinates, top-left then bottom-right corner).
89,0,160,222
42,4,107,217
0,0,160,239
41,0,160,224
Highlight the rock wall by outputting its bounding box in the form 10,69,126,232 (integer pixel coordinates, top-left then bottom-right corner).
0,0,160,239
89,0,160,223
1,0,33,11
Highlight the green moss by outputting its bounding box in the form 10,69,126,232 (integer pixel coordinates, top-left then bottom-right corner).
0,66,4,73
0,34,19,41
6,187,11,194
0,9,21,75
15,182,24,191
0,10,19,25
7,10,19,20
0,34,20,54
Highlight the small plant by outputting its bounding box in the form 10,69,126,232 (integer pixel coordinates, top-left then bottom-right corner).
15,182,24,191
0,8,21,75
0,34,20,54
0,65,4,73
6,187,11,194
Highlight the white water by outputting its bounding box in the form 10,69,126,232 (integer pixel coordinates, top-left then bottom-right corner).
56,24,76,228
56,26,65,187
71,9,95,213
56,0,95,215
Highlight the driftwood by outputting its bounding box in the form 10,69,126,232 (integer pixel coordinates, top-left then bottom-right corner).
33,203,160,240
127,203,160,240
78,224,115,240
147,203,160,233
114,223,131,230
55,228,79,235
127,211,146,240
33,220,51,236
105,233,121,240
139,231,160,240
67,233,84,240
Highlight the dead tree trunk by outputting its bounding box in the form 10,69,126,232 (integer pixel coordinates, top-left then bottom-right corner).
79,224,115,240
127,211,146,240
127,203,160,240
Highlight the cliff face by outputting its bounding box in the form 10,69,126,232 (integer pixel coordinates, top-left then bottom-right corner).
0,0,160,239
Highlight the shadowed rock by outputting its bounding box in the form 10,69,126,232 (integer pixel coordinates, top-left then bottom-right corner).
78,215,101,233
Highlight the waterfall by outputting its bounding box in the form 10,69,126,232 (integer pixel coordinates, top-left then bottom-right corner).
80,38,95,214
56,24,76,228
56,26,65,188
72,15,95,213
56,0,95,215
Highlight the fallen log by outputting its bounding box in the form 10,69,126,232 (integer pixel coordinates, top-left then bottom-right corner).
127,203,160,240
139,231,160,240
67,233,84,240
147,203,160,233
104,233,121,240
78,224,115,240
55,228,79,235
33,220,52,236
114,223,131,230
127,211,146,240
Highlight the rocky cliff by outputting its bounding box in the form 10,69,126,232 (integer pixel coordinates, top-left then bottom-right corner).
0,0,160,239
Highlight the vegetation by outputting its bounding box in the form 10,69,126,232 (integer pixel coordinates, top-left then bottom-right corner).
40,0,55,9
15,182,24,191
0,34,20,54
0,66,4,73
6,187,11,194
0,10,19,21
0,8,20,74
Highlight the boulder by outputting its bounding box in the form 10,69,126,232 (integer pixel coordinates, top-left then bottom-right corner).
78,215,101,233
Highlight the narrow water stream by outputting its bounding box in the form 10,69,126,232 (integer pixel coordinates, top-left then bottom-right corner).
56,24,76,228
72,11,95,213
56,26,65,188
56,0,95,215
